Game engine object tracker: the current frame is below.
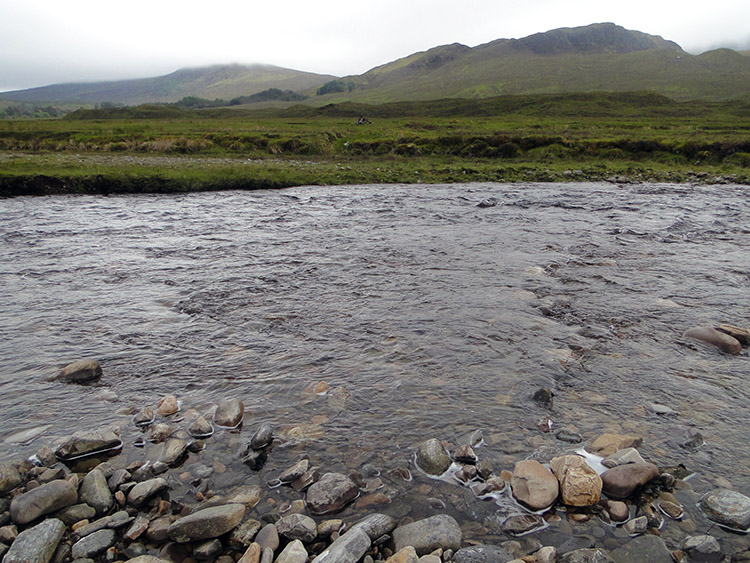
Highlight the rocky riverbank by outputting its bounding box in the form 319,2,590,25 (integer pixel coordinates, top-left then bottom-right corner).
2,364,750,563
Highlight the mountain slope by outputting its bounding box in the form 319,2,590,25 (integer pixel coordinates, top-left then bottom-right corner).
0,64,337,105
316,23,750,102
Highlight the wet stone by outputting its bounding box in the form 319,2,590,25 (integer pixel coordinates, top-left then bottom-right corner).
347,513,398,540
158,438,188,466
415,438,452,476
716,323,750,345
80,468,113,516
0,462,22,495
550,455,602,507
168,503,245,543
276,513,317,543
275,539,307,563
188,416,213,438
601,447,646,468
683,326,742,355
242,448,268,471
502,514,546,535
279,459,309,484
311,527,371,563
511,460,559,510
133,407,155,427
228,518,262,550
55,429,122,461
453,444,477,464
305,472,359,515
254,523,279,552
194,538,223,561
56,503,96,526
108,468,131,490
391,514,462,556
452,545,515,563
3,517,65,563
700,489,750,530
56,359,102,383
586,433,642,457
476,458,493,480
600,462,659,499
127,477,168,507
250,424,274,450
10,479,78,525
681,535,723,563
610,534,672,563
556,430,583,444
559,548,614,562
156,395,179,416
533,387,554,408
214,398,244,428
71,528,116,559
623,515,648,536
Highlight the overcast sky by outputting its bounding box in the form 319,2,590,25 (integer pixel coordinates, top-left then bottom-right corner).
2,0,749,92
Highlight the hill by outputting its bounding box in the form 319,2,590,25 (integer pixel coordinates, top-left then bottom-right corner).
314,23,750,103
0,64,336,105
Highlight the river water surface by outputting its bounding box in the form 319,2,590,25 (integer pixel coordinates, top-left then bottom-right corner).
1,182,749,550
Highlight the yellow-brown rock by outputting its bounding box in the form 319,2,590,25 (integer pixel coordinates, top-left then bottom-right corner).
550,455,602,507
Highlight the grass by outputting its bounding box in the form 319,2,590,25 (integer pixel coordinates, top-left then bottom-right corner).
1,92,749,196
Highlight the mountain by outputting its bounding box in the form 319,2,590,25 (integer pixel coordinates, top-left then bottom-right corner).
317,23,750,102
3,23,749,106
0,64,337,105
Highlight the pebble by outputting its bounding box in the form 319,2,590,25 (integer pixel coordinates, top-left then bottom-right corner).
306,472,359,515
71,528,116,559
55,428,122,460
254,523,279,552
586,433,642,457
601,447,646,468
250,424,274,450
80,468,113,516
214,399,245,428
279,459,309,484
600,463,659,499
311,527,371,563
451,545,514,562
683,326,742,355
609,534,672,563
156,395,179,416
276,513,317,543
188,417,213,438
127,478,169,507
275,539,307,563
680,535,723,563
550,455,602,507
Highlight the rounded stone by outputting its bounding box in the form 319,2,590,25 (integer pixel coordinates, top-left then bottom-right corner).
56,359,102,383
510,460,559,510
415,438,452,476
391,514,462,556
214,399,244,428
168,504,246,543
305,473,359,515
601,463,659,499
700,489,750,531
683,327,742,355
80,468,113,516
276,513,317,543
550,455,602,507
10,479,78,525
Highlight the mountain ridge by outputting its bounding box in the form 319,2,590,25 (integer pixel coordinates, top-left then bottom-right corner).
2,23,749,105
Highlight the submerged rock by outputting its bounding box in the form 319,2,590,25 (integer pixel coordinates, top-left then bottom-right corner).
156,395,179,416
55,359,102,383
275,539,307,563
609,534,672,563
452,545,514,563
586,433,642,457
683,327,742,355
55,428,122,460
716,323,750,345
306,472,358,515
188,416,213,438
391,514,461,555
250,423,274,450
601,447,646,468
700,489,750,530
276,513,317,543
214,399,244,428
415,438,452,476
0,461,22,494
311,527,370,563
511,460,559,510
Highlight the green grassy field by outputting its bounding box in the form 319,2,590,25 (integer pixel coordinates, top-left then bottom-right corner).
1,93,749,195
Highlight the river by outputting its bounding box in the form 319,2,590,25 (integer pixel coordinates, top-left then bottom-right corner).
1,182,749,550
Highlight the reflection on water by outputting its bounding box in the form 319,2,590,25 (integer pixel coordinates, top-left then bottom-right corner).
1,182,749,544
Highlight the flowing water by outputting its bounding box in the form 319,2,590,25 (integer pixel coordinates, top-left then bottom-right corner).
1,182,749,550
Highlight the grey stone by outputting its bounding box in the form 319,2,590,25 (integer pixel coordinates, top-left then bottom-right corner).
125,557,172,563
168,503,245,542
683,326,742,355
228,518,262,550
80,469,113,515
56,359,102,383
158,438,188,466
701,489,750,530
622,516,648,536
188,416,213,438
55,429,122,460
3,518,65,563
214,399,244,428
452,545,515,562
502,514,546,535
0,462,22,495
74,510,132,538
10,479,77,524
511,460,559,510
610,535,672,563
347,513,398,540
194,538,222,560
560,549,614,563
254,523,278,551
275,539,307,563
250,424,274,450
681,535,723,563
601,448,646,469
600,463,658,499
391,514,461,555
56,503,96,525
311,528,371,563
260,547,274,563
127,477,168,507
276,513,317,543
415,438,452,476
306,472,359,515
279,459,309,483
71,528,116,559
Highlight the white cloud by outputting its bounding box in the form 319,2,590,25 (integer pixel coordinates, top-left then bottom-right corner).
1,0,748,91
